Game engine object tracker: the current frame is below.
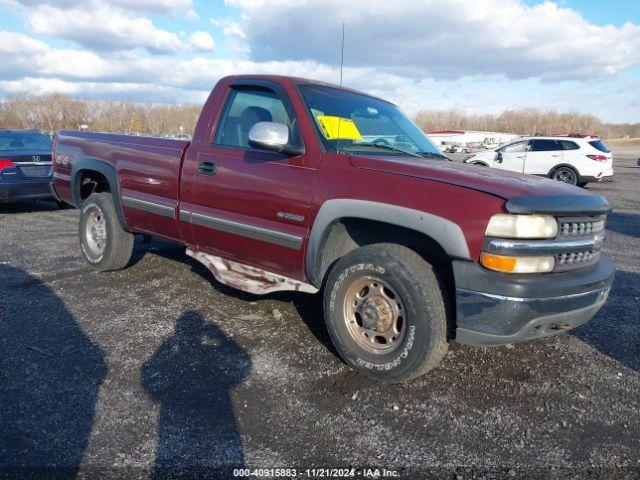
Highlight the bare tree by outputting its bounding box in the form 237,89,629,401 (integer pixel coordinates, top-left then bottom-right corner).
413,108,639,139
0,94,201,137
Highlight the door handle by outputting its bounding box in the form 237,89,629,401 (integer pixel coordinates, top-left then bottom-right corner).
551,154,561,157
197,161,217,176
516,155,525,158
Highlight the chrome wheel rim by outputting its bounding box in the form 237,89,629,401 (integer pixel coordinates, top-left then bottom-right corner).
84,208,107,258
554,169,576,184
343,276,406,354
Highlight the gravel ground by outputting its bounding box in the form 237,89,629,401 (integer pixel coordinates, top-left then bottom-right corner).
0,150,638,480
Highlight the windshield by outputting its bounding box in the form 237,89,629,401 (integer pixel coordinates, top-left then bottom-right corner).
298,84,442,158
0,132,52,151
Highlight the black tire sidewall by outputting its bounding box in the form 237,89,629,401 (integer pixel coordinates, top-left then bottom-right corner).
553,166,578,185
324,247,445,381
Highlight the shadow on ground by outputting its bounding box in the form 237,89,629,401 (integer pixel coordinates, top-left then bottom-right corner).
141,310,251,479
606,211,640,238
147,245,338,360
0,199,64,214
0,264,107,477
573,270,640,372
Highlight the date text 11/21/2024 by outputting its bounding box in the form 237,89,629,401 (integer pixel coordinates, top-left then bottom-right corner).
233,467,400,478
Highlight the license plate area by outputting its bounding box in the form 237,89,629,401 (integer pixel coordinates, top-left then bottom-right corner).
19,165,49,177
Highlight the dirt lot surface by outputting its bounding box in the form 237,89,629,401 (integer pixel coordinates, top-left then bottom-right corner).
1,150,639,480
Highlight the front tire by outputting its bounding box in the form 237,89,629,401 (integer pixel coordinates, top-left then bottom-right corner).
323,244,448,382
79,193,133,271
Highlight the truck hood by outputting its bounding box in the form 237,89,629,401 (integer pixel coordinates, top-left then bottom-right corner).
350,154,588,200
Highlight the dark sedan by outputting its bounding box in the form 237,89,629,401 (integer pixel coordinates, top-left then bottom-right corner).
0,129,58,204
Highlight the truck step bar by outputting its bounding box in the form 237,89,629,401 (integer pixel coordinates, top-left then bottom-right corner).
186,247,318,295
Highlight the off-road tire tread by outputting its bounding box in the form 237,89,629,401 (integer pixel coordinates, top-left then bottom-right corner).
323,243,448,383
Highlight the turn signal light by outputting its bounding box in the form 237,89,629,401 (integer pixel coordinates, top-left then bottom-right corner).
480,252,555,273
0,159,14,171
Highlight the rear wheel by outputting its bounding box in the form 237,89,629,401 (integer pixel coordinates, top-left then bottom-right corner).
79,193,133,271
323,243,448,382
551,166,578,186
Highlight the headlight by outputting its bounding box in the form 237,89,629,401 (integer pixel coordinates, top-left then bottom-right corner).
486,214,557,239
480,253,555,273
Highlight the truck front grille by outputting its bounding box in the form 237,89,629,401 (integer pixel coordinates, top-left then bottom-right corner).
553,215,606,272
555,250,600,272
559,217,605,237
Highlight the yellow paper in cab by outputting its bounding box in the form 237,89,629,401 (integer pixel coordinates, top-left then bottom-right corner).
316,115,363,141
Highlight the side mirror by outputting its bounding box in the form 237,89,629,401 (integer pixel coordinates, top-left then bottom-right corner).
496,151,503,163
247,121,304,156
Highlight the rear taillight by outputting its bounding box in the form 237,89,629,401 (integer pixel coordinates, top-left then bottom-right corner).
0,159,14,171
587,154,607,162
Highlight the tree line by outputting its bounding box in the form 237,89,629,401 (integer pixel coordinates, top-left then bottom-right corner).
0,93,638,140
0,94,201,137
413,108,640,140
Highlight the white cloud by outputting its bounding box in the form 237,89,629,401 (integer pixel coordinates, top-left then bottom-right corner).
1,0,640,125
110,0,192,12
14,0,193,14
210,17,246,39
0,30,48,55
27,3,182,53
184,8,200,21
0,30,115,81
226,0,640,81
0,77,209,104
189,31,216,52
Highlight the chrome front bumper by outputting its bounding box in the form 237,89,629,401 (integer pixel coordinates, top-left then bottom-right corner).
452,254,615,346
455,286,610,346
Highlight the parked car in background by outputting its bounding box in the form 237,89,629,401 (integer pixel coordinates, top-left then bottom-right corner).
0,129,60,205
463,135,613,187
52,75,613,382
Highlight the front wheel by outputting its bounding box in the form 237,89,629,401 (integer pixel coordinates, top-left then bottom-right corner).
79,193,134,271
323,244,448,382
551,166,579,186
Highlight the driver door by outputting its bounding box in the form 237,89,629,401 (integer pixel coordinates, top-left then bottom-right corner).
180,83,316,278
495,140,529,172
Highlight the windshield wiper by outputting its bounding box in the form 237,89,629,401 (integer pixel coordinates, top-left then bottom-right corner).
417,151,450,160
346,142,423,158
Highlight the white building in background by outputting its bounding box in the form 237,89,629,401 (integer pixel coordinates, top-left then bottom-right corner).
427,130,520,150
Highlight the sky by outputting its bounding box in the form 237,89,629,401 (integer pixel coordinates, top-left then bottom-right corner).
0,0,638,123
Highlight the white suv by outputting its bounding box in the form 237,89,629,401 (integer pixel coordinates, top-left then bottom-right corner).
463,136,613,187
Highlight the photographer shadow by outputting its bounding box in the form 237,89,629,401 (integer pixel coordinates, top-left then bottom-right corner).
141,311,251,479
0,264,107,477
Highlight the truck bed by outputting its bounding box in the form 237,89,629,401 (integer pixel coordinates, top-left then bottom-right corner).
53,131,190,240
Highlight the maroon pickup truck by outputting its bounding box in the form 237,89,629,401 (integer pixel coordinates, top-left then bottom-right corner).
51,75,614,382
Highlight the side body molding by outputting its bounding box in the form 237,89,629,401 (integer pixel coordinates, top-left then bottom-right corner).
306,199,471,285
71,158,128,230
